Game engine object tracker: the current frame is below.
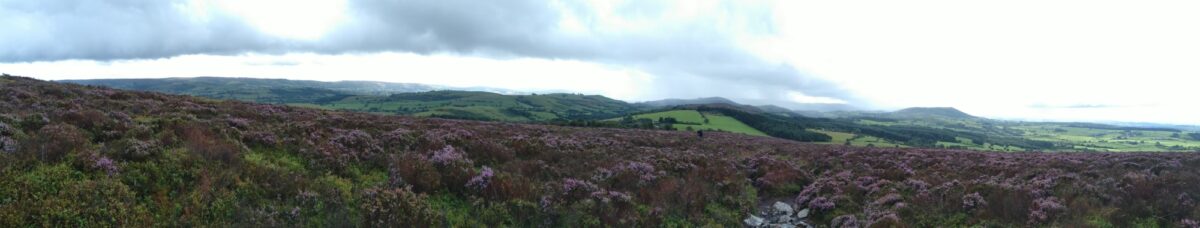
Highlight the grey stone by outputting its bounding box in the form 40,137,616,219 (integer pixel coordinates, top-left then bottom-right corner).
796,208,810,219
796,220,814,228
773,201,794,215
744,215,765,227
0,136,15,153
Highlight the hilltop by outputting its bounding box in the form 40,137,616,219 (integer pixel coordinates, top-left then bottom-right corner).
891,107,977,119
638,97,737,107
67,78,645,122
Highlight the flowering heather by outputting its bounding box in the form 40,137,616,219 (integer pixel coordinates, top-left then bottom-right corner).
1182,219,1199,228
466,166,494,190
1029,197,1066,224
809,196,836,211
226,117,251,129
0,76,1198,227
93,156,119,176
0,122,13,136
242,131,279,147
590,189,633,203
831,214,860,228
962,192,987,210
561,178,599,193
0,136,15,153
429,145,471,165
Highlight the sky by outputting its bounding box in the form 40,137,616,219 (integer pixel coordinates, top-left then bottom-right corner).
1,0,1198,125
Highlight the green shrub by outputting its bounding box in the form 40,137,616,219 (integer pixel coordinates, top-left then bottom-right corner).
359,187,441,227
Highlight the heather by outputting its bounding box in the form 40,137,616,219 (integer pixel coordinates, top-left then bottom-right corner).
0,75,1198,227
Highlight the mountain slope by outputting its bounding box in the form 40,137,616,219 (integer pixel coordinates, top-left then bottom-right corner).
65,77,648,122
65,77,365,104
60,77,1200,152
2,75,1198,227
889,107,977,119
638,97,737,107
342,90,645,121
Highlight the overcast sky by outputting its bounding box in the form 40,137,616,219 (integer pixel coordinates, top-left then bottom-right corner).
1,0,1198,125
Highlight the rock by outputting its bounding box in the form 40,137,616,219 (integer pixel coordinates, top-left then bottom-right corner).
796,220,814,228
772,215,791,224
744,215,765,227
768,224,796,228
773,201,794,215
796,208,810,219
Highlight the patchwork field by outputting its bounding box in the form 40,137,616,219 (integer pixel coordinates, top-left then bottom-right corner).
624,110,768,136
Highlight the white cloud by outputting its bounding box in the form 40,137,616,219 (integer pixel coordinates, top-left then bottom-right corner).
746,0,1200,124
0,52,653,101
787,91,846,104
3,0,1199,124
212,0,349,40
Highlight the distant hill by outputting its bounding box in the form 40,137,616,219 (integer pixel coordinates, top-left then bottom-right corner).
639,97,737,107
62,77,528,102
63,77,642,122
785,103,861,112
65,77,440,95
754,105,801,117
889,107,977,119
355,90,645,122
56,76,1200,152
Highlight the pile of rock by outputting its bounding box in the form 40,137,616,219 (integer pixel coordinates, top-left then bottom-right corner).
744,201,813,228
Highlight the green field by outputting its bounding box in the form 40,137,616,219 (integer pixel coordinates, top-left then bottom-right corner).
811,129,854,144
852,115,1200,152
1012,125,1200,152
624,110,768,136
811,129,909,148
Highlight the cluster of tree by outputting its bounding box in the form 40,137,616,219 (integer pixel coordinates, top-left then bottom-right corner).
555,116,676,131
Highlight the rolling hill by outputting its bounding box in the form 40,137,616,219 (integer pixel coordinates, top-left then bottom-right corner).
66,77,649,122
3,74,1200,227
60,77,1200,152
889,107,978,119
332,90,645,122
638,97,737,107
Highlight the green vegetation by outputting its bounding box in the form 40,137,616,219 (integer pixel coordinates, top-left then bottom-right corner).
70,78,648,122
622,110,767,136
65,77,1200,152
316,91,643,122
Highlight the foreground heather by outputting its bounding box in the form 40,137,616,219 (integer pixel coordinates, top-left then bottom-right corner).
1,76,1197,227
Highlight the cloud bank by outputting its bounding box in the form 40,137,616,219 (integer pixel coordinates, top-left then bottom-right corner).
0,0,861,108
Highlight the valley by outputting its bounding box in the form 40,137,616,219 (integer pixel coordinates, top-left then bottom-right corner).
67,77,1200,152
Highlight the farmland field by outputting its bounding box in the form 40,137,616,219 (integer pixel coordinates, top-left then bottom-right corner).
626,110,768,136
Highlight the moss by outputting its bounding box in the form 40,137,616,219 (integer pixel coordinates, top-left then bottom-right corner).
1131,217,1161,228
242,148,306,173
426,193,483,227
315,174,354,202
702,203,740,226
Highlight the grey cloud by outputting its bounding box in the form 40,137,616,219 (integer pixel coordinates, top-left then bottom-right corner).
0,0,864,107
1030,104,1123,109
0,0,285,61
